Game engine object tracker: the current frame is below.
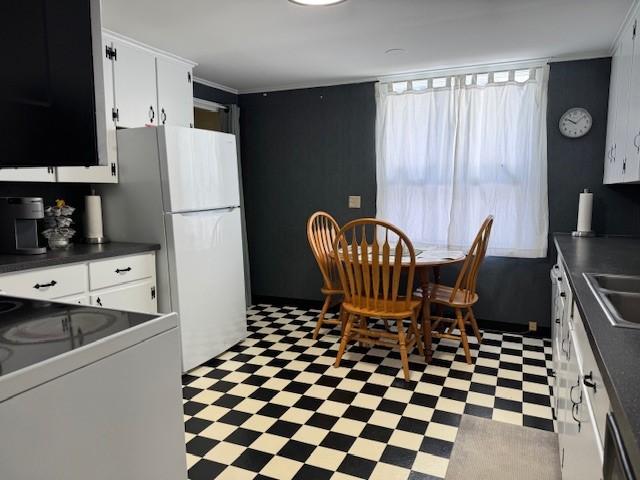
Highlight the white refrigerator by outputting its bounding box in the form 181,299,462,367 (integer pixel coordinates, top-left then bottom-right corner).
99,126,247,372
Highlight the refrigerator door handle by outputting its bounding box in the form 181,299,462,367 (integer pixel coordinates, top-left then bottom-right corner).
171,206,238,216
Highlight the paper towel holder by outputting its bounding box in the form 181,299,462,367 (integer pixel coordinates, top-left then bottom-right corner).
572,188,595,237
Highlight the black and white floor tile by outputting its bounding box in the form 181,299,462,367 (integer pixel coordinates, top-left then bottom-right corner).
182,304,554,480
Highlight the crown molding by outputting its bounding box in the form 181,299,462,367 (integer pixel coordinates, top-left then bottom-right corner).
193,77,239,95
102,29,197,67
238,77,378,95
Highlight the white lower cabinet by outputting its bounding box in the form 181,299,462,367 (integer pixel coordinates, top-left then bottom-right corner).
91,280,156,314
552,254,608,480
57,294,91,305
0,252,157,314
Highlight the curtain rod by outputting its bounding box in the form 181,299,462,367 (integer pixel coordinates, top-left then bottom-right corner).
377,58,549,84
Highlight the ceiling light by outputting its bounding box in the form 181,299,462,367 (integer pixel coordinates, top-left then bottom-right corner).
289,0,347,6
385,48,406,55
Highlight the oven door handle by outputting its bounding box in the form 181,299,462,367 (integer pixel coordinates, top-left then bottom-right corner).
605,413,636,480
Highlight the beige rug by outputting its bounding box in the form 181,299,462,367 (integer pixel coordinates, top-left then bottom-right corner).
445,415,561,480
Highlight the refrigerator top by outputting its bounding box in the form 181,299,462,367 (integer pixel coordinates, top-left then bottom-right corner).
157,127,241,214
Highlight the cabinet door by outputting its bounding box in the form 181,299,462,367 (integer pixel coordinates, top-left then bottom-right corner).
91,280,157,314
56,294,90,305
55,36,119,184
0,167,56,182
156,57,194,128
604,44,621,184
626,18,640,182
612,23,634,183
112,39,158,128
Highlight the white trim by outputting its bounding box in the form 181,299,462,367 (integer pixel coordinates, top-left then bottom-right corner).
193,77,239,95
193,98,227,112
239,77,378,94
611,0,640,54
102,29,197,67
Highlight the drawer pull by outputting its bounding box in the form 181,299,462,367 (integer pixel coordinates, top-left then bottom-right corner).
34,280,57,290
583,371,597,392
115,267,132,274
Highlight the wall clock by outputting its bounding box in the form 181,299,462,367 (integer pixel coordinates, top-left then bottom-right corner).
559,107,592,138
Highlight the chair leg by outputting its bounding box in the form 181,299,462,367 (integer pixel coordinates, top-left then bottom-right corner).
456,308,472,364
313,294,332,340
421,299,433,363
468,308,482,344
334,314,354,368
410,312,424,356
339,304,347,333
396,319,410,381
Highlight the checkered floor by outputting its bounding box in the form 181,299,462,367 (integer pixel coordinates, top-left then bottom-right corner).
182,304,554,480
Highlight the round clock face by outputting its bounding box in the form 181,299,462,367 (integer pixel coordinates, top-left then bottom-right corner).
559,107,592,138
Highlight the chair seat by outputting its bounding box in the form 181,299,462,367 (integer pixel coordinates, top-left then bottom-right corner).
342,296,422,318
427,284,478,307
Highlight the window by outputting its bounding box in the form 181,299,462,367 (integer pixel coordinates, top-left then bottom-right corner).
376,66,549,258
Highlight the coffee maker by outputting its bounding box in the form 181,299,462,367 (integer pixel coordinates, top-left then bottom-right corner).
0,197,47,255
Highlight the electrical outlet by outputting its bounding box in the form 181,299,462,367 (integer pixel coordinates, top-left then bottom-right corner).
348,196,361,209
528,321,538,333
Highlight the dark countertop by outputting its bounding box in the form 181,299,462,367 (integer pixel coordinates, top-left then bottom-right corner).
0,242,160,274
554,234,640,471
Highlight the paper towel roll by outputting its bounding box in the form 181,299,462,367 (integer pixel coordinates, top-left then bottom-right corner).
576,190,593,233
84,195,104,239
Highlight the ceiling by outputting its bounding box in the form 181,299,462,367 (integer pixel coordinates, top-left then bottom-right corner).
102,0,633,93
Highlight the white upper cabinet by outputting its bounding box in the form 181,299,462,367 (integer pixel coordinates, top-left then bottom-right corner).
156,57,195,128
111,36,159,129
56,35,119,183
605,16,640,184
1,26,196,184
627,18,640,181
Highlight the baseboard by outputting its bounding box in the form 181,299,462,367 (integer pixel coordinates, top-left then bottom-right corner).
252,295,551,338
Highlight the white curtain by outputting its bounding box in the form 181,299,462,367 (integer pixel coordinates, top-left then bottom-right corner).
376,66,549,258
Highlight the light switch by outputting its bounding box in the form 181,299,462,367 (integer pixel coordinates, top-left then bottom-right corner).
348,196,361,209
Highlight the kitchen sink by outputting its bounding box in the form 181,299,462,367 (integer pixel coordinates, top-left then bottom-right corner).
584,273,640,329
587,273,640,294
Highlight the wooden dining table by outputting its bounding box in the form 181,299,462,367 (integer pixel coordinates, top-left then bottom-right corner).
333,245,466,362
401,247,466,361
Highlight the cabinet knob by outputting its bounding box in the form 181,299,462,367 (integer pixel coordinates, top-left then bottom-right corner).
149,106,155,123
161,108,167,124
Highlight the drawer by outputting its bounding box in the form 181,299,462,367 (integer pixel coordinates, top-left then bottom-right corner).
571,307,610,445
89,253,155,291
0,264,87,300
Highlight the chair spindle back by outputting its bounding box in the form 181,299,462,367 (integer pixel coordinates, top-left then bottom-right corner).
450,216,494,303
307,212,341,291
333,219,416,313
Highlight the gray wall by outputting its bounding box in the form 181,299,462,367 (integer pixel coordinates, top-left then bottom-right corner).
240,82,376,300
239,59,640,327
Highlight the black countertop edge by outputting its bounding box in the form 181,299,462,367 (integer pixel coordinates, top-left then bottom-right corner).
553,233,640,472
0,242,160,274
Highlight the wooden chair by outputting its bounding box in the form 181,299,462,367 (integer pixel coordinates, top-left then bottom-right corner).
424,216,494,364
333,219,424,381
307,212,344,339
